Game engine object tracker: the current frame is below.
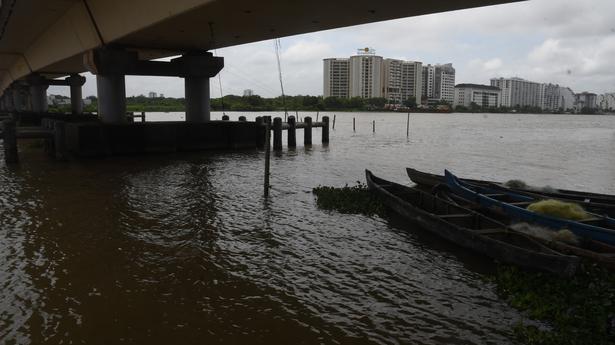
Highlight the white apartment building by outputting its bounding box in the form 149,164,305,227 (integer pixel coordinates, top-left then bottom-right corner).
349,53,383,99
575,92,598,110
490,77,541,108
560,87,575,111
243,89,254,97
401,61,422,104
323,58,350,98
422,64,435,99
454,84,501,108
434,63,455,104
540,83,562,112
148,91,157,98
598,93,615,110
383,59,403,103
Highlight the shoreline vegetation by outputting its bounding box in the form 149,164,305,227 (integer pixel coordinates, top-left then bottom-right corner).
313,183,615,345
47,94,612,115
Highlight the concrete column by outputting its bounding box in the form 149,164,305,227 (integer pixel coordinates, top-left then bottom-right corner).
29,83,48,113
67,74,86,115
12,88,24,112
96,74,126,123
185,76,210,122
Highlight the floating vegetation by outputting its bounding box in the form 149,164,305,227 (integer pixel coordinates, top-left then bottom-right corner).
312,182,385,217
493,264,615,345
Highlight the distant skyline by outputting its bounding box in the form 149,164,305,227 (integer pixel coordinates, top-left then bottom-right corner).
49,0,615,98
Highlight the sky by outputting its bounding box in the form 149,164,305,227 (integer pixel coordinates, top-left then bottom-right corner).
49,0,615,98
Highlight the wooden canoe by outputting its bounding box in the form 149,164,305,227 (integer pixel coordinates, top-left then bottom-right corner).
406,167,615,207
365,170,579,276
444,169,615,246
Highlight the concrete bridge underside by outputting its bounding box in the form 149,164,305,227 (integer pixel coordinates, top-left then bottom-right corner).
0,0,521,94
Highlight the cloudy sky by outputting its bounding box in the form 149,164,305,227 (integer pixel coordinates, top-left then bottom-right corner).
49,0,615,98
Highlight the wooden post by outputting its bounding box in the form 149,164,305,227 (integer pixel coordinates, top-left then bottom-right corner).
141,111,146,122
316,112,319,121
332,114,336,129
353,117,356,132
406,112,410,137
54,120,68,161
238,116,246,121
273,117,282,150
304,116,312,145
322,116,329,143
222,115,229,121
2,120,18,164
372,120,375,133
264,120,271,197
288,115,296,147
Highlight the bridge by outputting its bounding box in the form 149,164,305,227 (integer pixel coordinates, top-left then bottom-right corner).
0,0,519,121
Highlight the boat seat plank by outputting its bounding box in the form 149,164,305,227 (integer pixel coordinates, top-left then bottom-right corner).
437,214,473,219
484,193,507,198
510,201,533,206
472,228,505,235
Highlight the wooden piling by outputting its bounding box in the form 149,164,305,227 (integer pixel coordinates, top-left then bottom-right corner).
222,115,229,121
322,116,329,143
54,120,68,161
2,120,18,164
332,114,336,129
353,117,356,132
273,117,283,150
238,116,247,122
316,112,319,121
304,116,312,145
287,116,296,147
406,112,410,137
372,120,375,133
141,111,146,122
264,120,271,197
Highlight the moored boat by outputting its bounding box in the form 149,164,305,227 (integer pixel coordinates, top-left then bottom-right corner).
365,170,579,276
444,170,615,246
406,167,615,206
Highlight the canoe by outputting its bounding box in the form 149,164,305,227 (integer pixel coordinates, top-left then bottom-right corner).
444,169,615,245
365,170,579,276
432,185,615,271
407,167,615,206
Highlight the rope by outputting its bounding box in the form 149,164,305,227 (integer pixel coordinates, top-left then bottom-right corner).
274,38,288,118
208,22,226,115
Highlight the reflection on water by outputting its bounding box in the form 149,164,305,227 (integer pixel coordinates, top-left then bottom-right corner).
1,112,614,344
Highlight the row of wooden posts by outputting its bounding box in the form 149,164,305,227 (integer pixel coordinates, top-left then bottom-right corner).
255,115,329,150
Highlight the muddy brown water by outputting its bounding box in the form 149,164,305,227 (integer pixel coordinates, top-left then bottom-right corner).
1,112,614,344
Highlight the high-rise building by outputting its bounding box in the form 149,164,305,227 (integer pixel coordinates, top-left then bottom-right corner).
383,59,403,103
148,91,157,98
349,50,383,99
559,87,575,111
575,92,598,110
323,50,421,103
490,77,541,108
243,89,254,97
422,64,435,100
540,83,562,112
434,63,455,104
453,84,501,108
598,93,615,111
422,63,454,104
401,61,422,105
323,58,350,98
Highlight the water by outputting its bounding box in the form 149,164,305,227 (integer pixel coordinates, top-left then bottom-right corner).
1,112,614,344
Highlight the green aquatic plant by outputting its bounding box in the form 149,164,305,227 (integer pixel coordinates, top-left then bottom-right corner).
312,182,386,217
493,264,615,345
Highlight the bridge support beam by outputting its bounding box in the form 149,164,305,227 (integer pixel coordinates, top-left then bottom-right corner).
67,74,86,115
12,87,27,112
96,74,127,123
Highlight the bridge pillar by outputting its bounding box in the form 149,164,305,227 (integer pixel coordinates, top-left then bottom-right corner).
96,74,127,123
184,76,210,122
67,74,86,115
28,75,49,113
172,52,224,123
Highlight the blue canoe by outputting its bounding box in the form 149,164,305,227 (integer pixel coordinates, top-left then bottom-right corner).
444,169,615,246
